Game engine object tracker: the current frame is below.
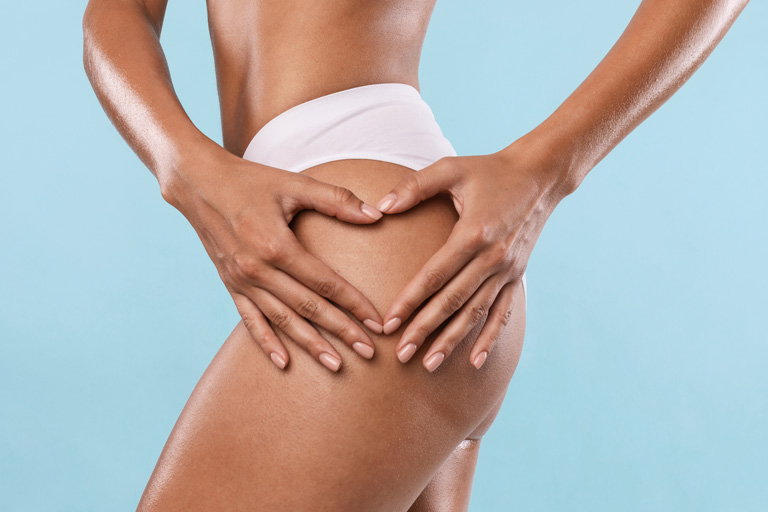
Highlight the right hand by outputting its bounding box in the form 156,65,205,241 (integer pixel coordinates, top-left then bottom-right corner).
163,148,386,372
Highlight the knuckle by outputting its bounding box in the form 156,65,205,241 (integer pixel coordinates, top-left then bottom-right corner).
496,306,514,327
464,231,483,251
344,299,363,316
466,226,492,251
333,185,355,205
335,323,356,342
296,297,320,319
489,242,509,269
233,253,262,281
306,337,327,354
465,302,488,326
412,324,432,343
314,278,337,298
261,238,285,264
241,314,258,334
441,290,466,316
257,334,274,349
269,310,292,331
399,296,422,316
424,268,447,294
400,174,421,197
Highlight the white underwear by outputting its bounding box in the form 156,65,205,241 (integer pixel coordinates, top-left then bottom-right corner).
242,82,527,308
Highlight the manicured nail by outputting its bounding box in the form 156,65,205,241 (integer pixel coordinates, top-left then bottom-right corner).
424,352,445,372
361,203,383,220
363,318,383,334
319,353,341,372
352,342,375,359
382,317,401,335
270,352,287,369
473,351,488,369
397,343,418,363
376,193,397,213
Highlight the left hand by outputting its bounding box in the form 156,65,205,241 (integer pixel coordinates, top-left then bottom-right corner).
373,139,571,372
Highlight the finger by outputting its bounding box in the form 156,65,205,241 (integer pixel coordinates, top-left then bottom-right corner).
250,287,345,372
374,157,460,214
394,254,499,362
274,233,384,333
264,268,376,360
287,175,384,224
420,275,505,373
232,292,290,370
381,218,480,334
468,279,519,370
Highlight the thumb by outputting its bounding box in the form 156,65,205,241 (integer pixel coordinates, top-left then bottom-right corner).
374,157,459,214
289,176,384,224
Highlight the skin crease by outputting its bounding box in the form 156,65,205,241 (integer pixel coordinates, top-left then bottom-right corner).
81,0,750,509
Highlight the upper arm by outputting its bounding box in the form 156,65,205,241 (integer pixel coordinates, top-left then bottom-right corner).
83,0,169,35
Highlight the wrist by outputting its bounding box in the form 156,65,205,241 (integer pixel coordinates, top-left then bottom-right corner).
157,135,235,209
498,128,583,203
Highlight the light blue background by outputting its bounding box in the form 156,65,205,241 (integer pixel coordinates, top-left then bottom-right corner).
1,1,765,510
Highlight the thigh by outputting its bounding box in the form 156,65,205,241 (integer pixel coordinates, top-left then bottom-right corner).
409,386,510,511
137,160,527,512
408,439,482,512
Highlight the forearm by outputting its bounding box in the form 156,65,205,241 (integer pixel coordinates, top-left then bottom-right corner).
511,0,750,198
82,0,222,197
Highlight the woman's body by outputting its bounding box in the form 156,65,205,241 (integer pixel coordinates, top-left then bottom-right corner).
82,0,751,509
132,4,528,507
138,159,527,510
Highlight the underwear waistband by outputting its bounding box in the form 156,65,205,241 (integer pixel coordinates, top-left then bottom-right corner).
241,82,457,173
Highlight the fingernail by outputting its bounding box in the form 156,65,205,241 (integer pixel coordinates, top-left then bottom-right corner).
424,352,445,372
361,203,383,220
382,317,401,335
319,353,341,372
376,193,397,213
363,318,383,334
270,352,287,369
397,343,418,363
352,341,375,359
473,351,488,369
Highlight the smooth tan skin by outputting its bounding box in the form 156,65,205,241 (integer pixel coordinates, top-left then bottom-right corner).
137,160,526,510
81,0,750,509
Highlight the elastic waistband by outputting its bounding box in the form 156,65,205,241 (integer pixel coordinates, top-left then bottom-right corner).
241,82,457,172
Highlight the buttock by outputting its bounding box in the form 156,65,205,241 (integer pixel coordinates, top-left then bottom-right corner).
137,158,527,512
287,158,527,429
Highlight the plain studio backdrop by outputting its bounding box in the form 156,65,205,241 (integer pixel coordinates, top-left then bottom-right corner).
1,1,766,510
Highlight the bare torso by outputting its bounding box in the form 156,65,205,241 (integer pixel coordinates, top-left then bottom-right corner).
206,0,436,155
